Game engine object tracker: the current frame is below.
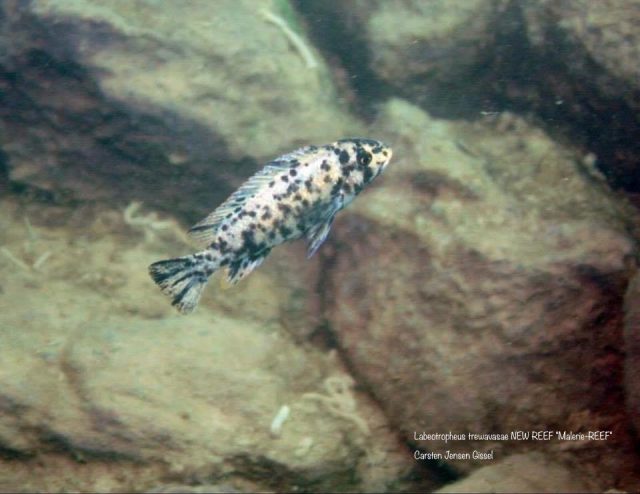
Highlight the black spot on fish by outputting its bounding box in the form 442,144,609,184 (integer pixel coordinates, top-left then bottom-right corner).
343,164,355,176
278,203,292,214
339,150,350,165
269,180,275,187
343,183,352,194
302,198,309,207
304,179,313,192
262,210,272,220
221,224,229,231
234,207,242,213
280,225,292,237
294,193,302,201
321,160,331,171
291,159,300,167
289,168,297,177
241,230,262,257
323,175,332,184
281,174,289,182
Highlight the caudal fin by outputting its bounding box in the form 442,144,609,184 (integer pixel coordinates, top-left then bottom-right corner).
148,255,213,314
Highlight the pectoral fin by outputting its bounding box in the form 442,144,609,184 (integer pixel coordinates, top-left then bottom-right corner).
305,216,335,258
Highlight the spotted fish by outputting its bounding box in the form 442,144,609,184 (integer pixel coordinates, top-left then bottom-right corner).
149,138,393,313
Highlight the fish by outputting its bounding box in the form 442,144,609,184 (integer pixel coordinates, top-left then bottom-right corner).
149,138,393,314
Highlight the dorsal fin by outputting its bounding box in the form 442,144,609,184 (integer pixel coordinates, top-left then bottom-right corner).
188,146,315,247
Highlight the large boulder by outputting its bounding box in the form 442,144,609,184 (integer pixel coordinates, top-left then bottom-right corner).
0,198,419,493
298,0,640,193
521,0,640,192
625,271,640,435
323,99,639,483
524,0,640,111
0,0,358,219
298,0,508,116
435,453,592,493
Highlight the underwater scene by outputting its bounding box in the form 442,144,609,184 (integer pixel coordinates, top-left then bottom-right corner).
1,0,640,492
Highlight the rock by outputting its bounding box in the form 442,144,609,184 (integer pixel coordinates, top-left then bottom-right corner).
299,0,640,194
323,99,639,479
624,271,640,435
0,198,418,492
524,0,640,109
435,453,592,493
521,0,640,192
298,0,509,116
365,0,504,111
0,0,358,219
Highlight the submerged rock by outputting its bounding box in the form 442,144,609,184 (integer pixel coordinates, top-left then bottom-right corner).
521,0,640,193
435,453,592,493
624,271,640,435
0,0,357,219
300,0,640,194
323,99,639,483
0,198,419,493
297,0,508,116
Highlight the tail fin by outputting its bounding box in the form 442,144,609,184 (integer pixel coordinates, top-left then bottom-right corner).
148,254,214,314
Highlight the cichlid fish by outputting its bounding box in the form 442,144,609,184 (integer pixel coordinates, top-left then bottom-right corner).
149,138,393,313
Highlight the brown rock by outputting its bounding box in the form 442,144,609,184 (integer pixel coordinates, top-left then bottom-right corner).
435,453,592,493
624,271,640,435
323,99,639,480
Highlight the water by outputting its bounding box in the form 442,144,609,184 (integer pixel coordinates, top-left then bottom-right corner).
0,1,639,492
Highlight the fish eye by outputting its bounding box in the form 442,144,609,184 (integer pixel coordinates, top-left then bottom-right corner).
357,149,372,167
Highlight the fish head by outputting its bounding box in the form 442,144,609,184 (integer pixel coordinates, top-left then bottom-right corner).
336,138,393,185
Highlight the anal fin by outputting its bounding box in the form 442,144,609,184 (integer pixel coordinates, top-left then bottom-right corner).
226,250,271,285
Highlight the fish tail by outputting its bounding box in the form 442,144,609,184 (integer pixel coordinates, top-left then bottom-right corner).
148,252,219,314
